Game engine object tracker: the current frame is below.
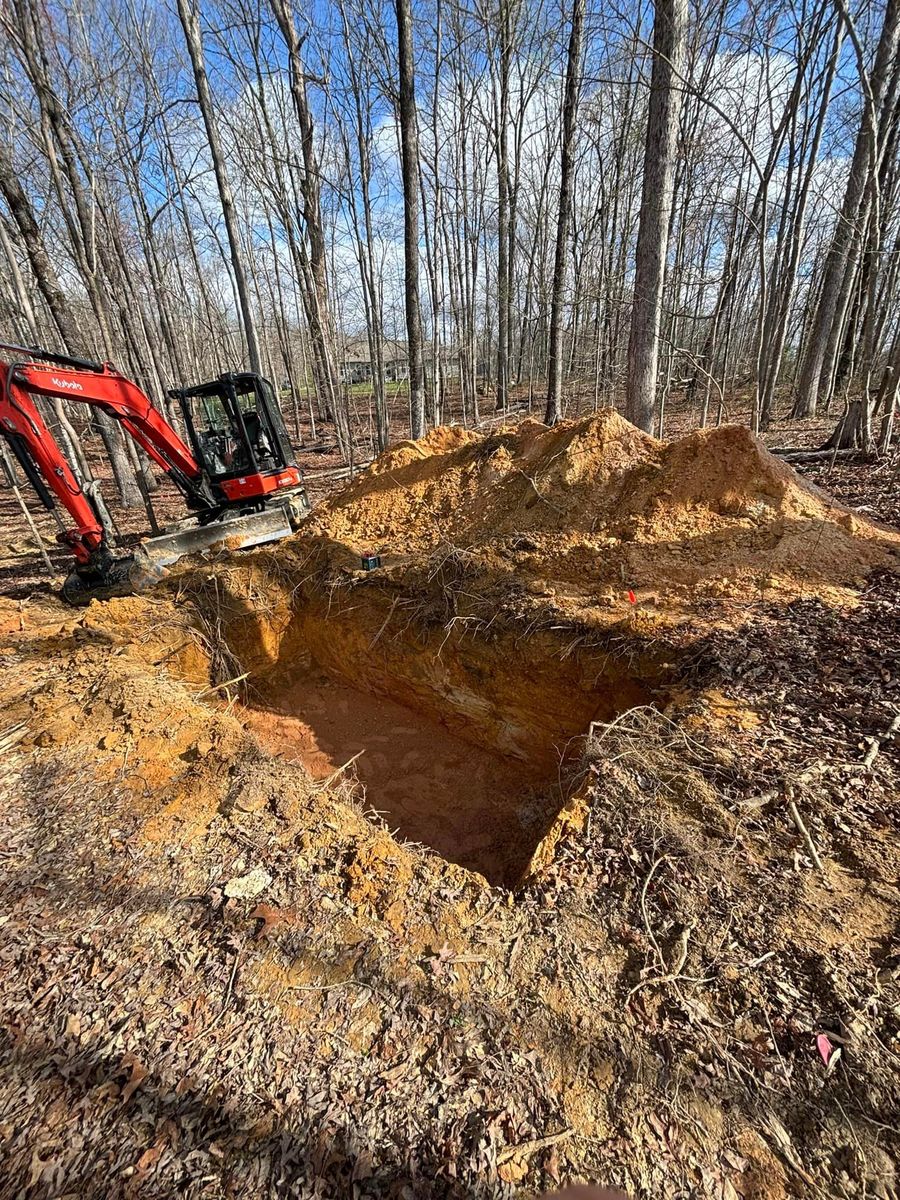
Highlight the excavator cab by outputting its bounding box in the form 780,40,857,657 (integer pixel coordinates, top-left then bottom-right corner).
171,373,301,505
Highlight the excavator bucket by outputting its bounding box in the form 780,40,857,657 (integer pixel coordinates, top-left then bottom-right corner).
62,492,309,605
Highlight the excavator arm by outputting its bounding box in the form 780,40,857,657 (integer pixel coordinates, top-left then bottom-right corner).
0,347,210,592
1,353,211,505
0,346,223,556
0,362,105,564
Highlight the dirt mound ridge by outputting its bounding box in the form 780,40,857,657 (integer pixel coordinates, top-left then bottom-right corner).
305,409,657,549
302,411,898,599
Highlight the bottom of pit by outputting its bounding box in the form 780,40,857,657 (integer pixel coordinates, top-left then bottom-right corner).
242,663,568,887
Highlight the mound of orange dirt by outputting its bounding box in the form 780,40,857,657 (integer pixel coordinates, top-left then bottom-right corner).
302,411,899,602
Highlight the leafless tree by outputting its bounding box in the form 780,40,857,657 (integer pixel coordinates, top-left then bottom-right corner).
544,0,585,425
176,0,263,375
625,0,687,433
395,0,426,438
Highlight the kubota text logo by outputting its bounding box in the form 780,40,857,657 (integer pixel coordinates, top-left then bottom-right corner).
52,377,83,391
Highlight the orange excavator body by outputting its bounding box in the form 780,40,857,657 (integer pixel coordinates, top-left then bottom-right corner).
0,343,308,601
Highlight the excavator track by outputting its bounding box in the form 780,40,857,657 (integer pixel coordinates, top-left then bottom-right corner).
61,556,140,606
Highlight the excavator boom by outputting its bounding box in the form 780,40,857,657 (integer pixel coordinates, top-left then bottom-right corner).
4,356,210,503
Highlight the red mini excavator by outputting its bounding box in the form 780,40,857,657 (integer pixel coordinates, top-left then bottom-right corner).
0,342,310,603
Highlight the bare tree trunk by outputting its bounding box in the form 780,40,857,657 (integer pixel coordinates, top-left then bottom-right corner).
544,0,585,426
337,1,389,450
0,138,142,507
176,0,262,375
395,0,426,439
427,1,446,428
625,0,687,433
268,0,350,456
874,323,900,449
759,20,843,427
793,0,900,417
0,141,85,354
0,216,93,478
495,0,513,413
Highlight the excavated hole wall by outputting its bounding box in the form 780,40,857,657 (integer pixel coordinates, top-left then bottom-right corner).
196,570,675,885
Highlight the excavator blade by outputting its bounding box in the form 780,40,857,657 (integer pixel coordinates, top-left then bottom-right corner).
133,503,297,573
61,494,309,606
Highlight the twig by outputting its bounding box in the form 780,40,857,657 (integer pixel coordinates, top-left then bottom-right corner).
0,722,27,752
461,897,502,931
288,979,373,992
762,1112,818,1190
496,1127,573,1165
369,595,401,648
184,951,241,1045
195,671,250,699
627,918,702,1002
745,950,777,969
788,797,825,874
514,468,564,512
316,751,364,790
760,1003,792,1087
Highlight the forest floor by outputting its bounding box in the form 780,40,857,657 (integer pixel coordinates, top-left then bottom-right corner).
0,395,899,1199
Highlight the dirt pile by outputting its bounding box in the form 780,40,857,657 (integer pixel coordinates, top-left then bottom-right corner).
303,411,899,601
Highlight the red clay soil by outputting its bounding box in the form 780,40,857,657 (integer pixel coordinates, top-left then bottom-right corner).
242,664,557,886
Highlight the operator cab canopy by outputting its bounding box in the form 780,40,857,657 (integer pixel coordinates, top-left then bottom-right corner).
171,373,294,488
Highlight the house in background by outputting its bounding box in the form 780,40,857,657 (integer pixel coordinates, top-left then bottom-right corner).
340,337,409,384
340,337,464,386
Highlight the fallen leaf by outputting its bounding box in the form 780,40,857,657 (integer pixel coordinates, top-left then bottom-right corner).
815,1033,833,1066
120,1055,148,1105
135,1143,164,1174
249,902,283,938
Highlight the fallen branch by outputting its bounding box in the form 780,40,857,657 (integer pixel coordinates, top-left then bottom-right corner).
770,447,873,463
788,796,825,874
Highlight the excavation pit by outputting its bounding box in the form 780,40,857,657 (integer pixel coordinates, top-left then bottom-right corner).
219,586,671,887
242,662,567,887
192,554,678,885
187,410,898,888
